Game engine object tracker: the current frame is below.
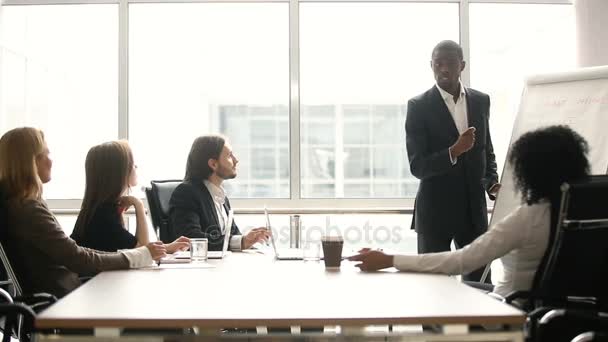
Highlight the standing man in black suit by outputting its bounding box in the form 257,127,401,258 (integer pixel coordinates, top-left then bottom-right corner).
169,135,269,251
405,40,500,281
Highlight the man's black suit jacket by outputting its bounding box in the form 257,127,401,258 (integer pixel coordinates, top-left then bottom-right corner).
405,86,498,238
169,180,241,251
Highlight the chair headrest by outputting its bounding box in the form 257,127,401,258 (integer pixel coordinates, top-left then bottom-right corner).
563,175,608,220
150,180,181,218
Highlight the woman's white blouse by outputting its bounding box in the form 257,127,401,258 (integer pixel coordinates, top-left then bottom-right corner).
393,201,551,297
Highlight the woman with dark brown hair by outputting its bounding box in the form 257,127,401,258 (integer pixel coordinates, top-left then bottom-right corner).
72,140,188,252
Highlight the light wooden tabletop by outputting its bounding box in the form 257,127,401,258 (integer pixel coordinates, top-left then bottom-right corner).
36,252,524,329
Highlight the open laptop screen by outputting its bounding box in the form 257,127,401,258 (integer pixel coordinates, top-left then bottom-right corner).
264,206,278,255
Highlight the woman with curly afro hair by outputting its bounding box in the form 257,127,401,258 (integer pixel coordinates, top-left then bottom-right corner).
349,125,590,297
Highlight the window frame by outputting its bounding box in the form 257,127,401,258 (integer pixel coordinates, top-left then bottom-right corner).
0,0,573,212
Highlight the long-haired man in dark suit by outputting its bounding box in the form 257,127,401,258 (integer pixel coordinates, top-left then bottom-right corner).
169,135,269,251
405,40,500,281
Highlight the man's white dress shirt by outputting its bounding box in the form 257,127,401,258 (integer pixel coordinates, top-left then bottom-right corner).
437,82,468,165
204,180,242,251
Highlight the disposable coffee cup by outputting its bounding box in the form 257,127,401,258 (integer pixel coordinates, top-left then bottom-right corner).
321,236,344,268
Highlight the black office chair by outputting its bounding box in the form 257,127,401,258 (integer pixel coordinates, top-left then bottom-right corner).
505,175,608,311
503,176,608,342
0,285,56,342
145,180,182,242
532,308,608,342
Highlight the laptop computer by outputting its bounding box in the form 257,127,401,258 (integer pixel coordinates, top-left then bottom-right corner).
265,207,303,260
170,209,233,260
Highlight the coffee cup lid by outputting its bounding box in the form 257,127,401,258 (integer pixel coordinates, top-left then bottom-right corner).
321,235,343,242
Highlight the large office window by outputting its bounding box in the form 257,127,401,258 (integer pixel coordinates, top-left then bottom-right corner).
0,0,575,205
300,3,458,198
0,5,118,199
469,3,575,174
128,3,289,198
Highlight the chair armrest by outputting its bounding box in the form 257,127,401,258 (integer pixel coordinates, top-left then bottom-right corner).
528,306,558,321
571,331,596,342
572,331,608,342
14,293,57,313
0,302,35,317
565,296,598,307
504,290,532,304
79,276,93,284
505,290,598,310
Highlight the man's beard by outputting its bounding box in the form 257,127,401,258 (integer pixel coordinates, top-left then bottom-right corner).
217,167,237,180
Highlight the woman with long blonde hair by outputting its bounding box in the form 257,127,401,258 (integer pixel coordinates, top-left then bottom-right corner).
72,141,188,252
0,127,169,298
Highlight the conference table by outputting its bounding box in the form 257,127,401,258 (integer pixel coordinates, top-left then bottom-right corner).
35,251,525,341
